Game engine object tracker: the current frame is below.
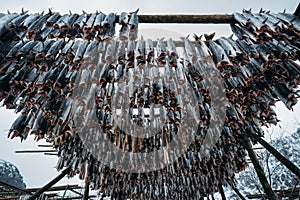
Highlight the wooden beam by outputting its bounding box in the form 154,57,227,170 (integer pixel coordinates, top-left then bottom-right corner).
38,144,53,147
26,184,81,192
15,149,57,153
240,134,277,200
116,14,234,24
27,166,71,200
247,187,300,199
83,178,90,200
218,183,227,200
252,133,300,178
0,181,32,195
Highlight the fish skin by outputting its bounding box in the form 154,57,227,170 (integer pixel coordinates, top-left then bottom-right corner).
27,13,50,32
73,11,88,29
46,12,61,26
216,37,237,59
0,13,18,36
5,40,27,60
83,40,99,62
17,40,38,57
119,24,129,41
73,40,89,63
8,13,29,29
102,12,115,29
21,13,40,30
119,12,129,25
64,13,79,29
84,13,97,34
136,37,146,64
207,38,231,67
116,40,126,64
45,39,64,60
53,13,70,29
184,35,198,64
93,11,105,31
128,9,139,40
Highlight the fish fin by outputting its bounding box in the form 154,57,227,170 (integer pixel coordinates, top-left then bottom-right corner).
7,10,10,14
204,33,215,40
283,8,286,13
48,7,53,15
266,10,270,14
40,10,44,16
274,21,280,26
259,8,263,13
291,17,297,23
262,17,268,24
228,34,234,39
82,10,87,14
69,10,72,15
193,34,202,41
130,8,140,15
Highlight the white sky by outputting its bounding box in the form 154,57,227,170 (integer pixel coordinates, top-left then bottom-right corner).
0,0,299,191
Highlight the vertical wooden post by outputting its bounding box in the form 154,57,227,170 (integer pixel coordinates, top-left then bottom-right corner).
240,134,277,200
227,181,246,200
218,183,226,200
83,178,90,200
252,133,300,178
28,166,71,200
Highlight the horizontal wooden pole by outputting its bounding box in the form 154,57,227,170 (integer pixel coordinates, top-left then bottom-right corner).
0,181,32,195
15,149,57,153
247,187,300,199
116,14,234,24
38,144,53,147
26,184,81,192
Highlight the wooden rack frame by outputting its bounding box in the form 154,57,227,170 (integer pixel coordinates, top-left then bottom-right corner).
124,14,234,24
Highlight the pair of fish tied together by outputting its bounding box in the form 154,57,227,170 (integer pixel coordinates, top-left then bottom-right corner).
0,7,300,199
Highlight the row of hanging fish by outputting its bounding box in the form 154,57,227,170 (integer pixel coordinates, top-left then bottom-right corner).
0,9,300,199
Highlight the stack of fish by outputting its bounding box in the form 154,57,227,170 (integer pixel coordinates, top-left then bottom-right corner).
0,8,299,199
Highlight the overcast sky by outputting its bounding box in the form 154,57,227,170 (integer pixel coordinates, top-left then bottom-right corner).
0,0,299,190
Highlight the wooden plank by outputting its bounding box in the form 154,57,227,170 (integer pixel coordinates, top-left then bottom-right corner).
27,166,72,200
0,181,32,195
26,184,81,192
15,149,57,153
38,144,53,147
247,187,300,199
116,14,234,24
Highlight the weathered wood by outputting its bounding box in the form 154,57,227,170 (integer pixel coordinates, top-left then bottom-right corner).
218,183,227,200
83,178,90,200
252,133,300,178
228,181,246,200
116,14,234,24
247,187,300,199
26,184,81,192
15,149,57,153
38,144,53,147
240,134,277,200
27,166,71,200
0,181,32,195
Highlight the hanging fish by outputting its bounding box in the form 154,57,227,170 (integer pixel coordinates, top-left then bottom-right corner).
73,10,88,29
119,12,129,25
93,11,106,32
128,8,139,40
73,40,89,63
83,13,97,34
